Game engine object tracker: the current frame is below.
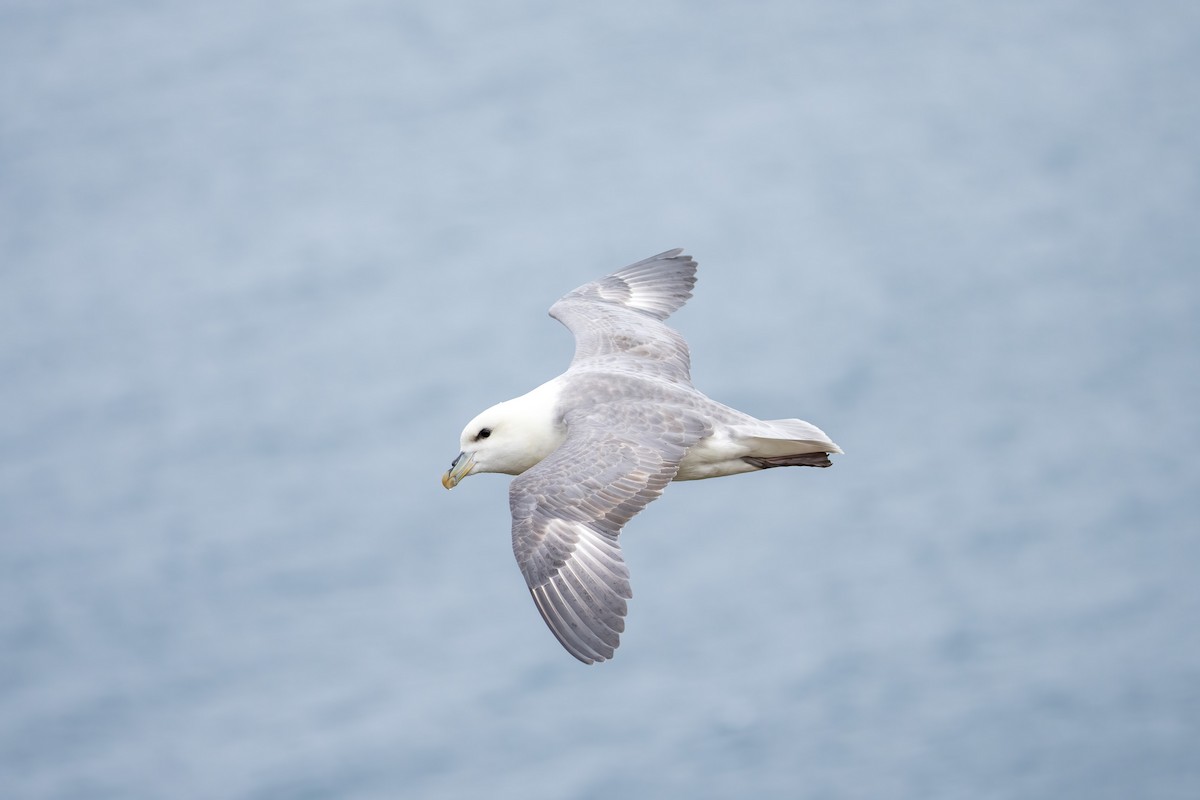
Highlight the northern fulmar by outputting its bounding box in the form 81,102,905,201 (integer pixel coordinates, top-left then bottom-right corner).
442,249,841,663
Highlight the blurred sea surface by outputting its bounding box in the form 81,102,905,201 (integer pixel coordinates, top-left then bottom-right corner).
2,1,1198,798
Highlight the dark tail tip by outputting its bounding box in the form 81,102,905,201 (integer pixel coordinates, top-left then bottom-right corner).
743,452,833,469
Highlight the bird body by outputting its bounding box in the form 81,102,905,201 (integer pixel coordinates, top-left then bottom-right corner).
443,249,840,663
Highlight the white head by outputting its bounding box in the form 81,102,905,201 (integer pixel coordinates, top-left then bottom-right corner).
441,382,564,489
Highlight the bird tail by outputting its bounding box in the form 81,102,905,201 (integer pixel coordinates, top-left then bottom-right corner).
736,418,841,470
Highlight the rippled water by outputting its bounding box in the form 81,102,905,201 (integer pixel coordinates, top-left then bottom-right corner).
3,2,1198,798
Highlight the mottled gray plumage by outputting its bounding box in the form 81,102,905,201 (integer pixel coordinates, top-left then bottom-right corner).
549,249,697,384
444,249,840,664
511,395,710,663
509,250,708,663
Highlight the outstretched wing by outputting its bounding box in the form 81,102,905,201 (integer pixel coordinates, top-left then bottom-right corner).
549,249,697,384
509,396,709,664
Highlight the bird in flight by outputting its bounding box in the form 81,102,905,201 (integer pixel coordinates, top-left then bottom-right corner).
443,249,840,663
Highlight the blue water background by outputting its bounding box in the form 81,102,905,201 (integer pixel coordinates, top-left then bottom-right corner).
2,2,1198,798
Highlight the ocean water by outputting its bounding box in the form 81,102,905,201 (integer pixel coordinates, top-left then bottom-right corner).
2,1,1198,798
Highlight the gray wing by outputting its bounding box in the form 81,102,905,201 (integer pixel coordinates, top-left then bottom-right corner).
509,398,709,664
549,249,697,385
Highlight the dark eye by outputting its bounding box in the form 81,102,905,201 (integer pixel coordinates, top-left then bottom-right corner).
477,428,492,440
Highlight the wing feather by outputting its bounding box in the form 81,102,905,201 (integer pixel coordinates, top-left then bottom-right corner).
510,397,709,663
548,250,697,384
